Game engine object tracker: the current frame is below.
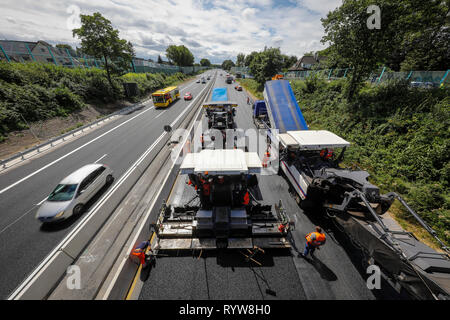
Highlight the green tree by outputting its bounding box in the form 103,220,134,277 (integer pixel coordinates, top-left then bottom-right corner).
321,1,400,99
396,1,449,71
56,44,73,50
221,59,235,71
200,58,211,67
72,12,134,90
244,51,258,67
249,47,284,87
282,54,298,71
166,45,195,67
321,0,450,99
236,53,246,67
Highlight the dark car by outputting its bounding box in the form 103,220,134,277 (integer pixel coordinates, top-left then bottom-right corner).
235,85,242,91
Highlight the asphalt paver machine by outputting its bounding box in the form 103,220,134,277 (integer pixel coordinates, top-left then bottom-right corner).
153,149,292,251
278,129,450,300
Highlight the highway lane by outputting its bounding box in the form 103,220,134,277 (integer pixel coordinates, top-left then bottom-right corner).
0,71,212,298
138,74,377,300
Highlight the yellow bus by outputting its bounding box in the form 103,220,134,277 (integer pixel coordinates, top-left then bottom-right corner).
151,86,180,107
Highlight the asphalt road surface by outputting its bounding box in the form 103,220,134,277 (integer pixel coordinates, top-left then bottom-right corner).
137,74,382,300
0,71,212,299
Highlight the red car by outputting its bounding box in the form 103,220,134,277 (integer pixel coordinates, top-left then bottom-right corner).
184,92,193,100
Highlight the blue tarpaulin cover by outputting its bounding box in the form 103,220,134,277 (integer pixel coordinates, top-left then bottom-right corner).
263,80,308,133
253,100,267,117
211,87,228,102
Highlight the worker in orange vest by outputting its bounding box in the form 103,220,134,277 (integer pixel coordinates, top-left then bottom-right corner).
242,191,250,205
200,176,211,197
301,226,326,257
320,148,333,160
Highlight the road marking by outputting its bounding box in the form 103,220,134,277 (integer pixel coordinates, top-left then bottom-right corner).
94,154,108,164
0,108,151,196
0,77,203,236
0,78,197,183
8,130,168,300
181,80,196,92
0,194,51,235
36,197,47,206
8,75,212,300
155,110,167,119
0,205,38,235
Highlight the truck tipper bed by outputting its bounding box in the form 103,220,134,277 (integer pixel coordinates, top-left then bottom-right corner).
262,80,308,133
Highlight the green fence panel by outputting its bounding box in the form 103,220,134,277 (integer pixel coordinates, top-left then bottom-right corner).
0,44,11,62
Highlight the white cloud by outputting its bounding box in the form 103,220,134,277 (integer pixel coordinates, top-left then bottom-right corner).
298,0,341,16
0,0,342,63
242,7,257,18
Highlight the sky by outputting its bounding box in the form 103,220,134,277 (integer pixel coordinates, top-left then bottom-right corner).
0,0,342,64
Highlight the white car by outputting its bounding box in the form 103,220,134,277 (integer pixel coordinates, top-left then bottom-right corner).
36,164,114,222
196,79,201,83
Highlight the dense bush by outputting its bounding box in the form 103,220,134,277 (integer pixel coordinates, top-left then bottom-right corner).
243,77,449,246
238,79,264,100
0,62,192,141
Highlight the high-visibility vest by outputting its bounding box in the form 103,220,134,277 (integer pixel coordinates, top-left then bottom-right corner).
131,241,149,265
278,224,286,233
200,178,210,196
320,149,333,160
306,232,326,246
242,192,250,205
203,182,210,196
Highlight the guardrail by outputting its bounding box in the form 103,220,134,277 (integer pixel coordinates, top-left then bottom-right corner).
0,98,151,171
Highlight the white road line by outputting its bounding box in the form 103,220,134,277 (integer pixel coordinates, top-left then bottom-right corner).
0,205,39,235
36,197,47,206
94,154,108,164
8,77,211,300
0,108,151,196
181,81,196,92
8,130,168,300
155,110,167,119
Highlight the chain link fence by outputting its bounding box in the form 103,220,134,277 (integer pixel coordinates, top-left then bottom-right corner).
284,67,449,86
0,40,210,75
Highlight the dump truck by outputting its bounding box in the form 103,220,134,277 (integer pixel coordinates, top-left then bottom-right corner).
203,87,237,131
252,100,269,129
